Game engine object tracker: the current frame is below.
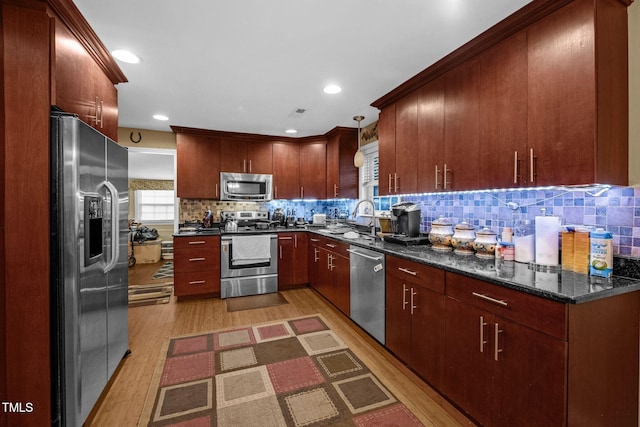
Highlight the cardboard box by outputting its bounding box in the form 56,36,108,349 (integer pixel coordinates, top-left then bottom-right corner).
134,239,162,263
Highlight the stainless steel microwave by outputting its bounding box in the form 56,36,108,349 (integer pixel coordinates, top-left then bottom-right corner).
220,172,273,201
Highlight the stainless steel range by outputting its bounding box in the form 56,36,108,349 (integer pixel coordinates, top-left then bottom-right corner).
220,211,279,298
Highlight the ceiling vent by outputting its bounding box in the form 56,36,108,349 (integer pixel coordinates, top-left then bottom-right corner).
289,108,307,118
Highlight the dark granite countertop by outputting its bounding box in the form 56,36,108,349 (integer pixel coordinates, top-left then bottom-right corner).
308,229,640,305
171,226,640,304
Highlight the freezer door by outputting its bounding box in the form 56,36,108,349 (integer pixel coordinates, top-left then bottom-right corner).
76,120,110,423
105,139,129,378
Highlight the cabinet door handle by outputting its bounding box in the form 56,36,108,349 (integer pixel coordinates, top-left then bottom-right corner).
402,284,408,310
294,234,298,247
394,173,399,192
444,164,451,189
398,267,417,276
334,184,338,198
188,241,206,245
279,246,282,259
494,323,503,361
325,243,337,248
410,288,417,315
98,99,104,128
513,151,519,184
310,238,320,242
435,165,440,189
189,280,206,285
314,248,319,262
530,148,535,183
279,236,293,240
189,257,206,262
248,159,252,173
480,316,488,353
388,173,393,194
472,292,508,307
300,186,304,198
215,183,219,198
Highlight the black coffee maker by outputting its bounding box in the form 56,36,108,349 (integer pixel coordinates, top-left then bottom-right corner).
391,202,420,237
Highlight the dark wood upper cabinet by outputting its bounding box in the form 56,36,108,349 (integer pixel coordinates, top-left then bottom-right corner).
478,32,528,189
219,139,272,174
378,105,397,196
299,142,326,199
52,6,126,141
444,58,480,191
325,128,358,199
176,133,220,199
374,0,629,191
527,0,627,186
272,142,301,199
417,77,445,192
394,92,419,194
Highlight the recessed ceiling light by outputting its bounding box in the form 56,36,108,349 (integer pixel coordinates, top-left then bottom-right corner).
323,84,342,94
111,49,140,64
285,129,298,134
153,114,169,121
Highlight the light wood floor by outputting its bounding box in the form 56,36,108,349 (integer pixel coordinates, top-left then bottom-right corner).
128,260,173,286
87,284,474,426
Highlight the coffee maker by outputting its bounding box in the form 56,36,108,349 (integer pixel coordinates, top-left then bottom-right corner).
391,202,420,237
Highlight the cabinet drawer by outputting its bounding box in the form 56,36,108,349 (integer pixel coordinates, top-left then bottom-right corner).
322,239,350,257
174,271,219,296
174,235,219,251
446,272,566,340
174,250,219,273
386,255,445,294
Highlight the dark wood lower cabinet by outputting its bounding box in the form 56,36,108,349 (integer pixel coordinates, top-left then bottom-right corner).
307,236,349,316
278,233,308,290
444,297,566,427
314,237,638,427
173,235,220,298
386,256,446,391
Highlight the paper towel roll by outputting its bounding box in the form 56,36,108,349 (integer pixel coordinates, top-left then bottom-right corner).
535,216,561,266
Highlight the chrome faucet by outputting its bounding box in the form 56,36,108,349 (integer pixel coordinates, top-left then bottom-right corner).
351,199,377,236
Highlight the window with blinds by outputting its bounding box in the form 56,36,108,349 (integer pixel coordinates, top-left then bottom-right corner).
134,190,175,222
359,141,379,199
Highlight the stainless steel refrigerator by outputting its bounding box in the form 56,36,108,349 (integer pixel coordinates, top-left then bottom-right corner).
50,111,129,426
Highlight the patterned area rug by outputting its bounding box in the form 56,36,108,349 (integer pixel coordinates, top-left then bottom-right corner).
139,315,425,426
129,284,173,307
152,261,174,280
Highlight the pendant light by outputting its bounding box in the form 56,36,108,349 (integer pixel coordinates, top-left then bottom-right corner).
353,115,365,168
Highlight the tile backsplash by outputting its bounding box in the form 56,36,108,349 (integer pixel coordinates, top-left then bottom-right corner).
398,185,640,257
180,185,640,257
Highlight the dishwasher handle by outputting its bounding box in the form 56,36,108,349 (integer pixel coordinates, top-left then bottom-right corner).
347,248,383,261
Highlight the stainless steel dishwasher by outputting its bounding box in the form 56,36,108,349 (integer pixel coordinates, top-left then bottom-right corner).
348,246,385,344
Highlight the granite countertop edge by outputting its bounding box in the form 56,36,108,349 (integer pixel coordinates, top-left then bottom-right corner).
307,230,640,305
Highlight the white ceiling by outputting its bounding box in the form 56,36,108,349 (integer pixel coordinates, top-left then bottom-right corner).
74,0,531,137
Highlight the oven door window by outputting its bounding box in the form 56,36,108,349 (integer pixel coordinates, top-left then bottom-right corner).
227,245,270,269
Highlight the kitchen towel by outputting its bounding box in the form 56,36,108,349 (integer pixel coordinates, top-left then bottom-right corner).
232,235,271,266
535,216,561,266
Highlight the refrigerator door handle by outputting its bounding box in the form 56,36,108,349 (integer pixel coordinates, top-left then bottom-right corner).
103,180,120,273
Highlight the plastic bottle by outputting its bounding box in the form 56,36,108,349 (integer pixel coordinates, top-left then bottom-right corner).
502,227,513,243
